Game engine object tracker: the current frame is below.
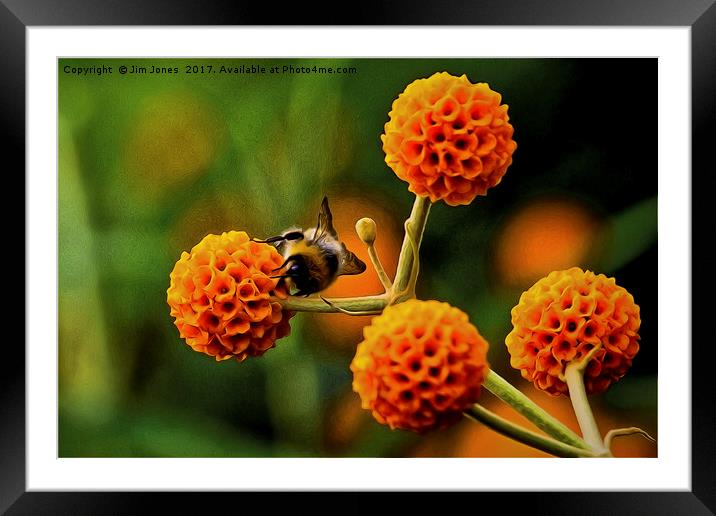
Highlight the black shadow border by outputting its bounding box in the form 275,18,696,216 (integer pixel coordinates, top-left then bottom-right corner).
4,1,713,513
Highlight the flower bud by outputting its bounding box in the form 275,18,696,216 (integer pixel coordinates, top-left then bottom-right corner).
355,217,377,246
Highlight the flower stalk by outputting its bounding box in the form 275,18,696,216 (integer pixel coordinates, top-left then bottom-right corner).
604,427,656,451
279,293,388,314
483,370,589,450
565,345,611,456
391,195,431,303
356,217,393,292
464,403,597,458
368,244,393,292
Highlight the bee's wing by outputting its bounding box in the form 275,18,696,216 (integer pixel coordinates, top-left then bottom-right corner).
313,196,338,241
339,244,367,276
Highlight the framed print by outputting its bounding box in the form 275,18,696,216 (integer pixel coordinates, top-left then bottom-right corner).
6,1,713,513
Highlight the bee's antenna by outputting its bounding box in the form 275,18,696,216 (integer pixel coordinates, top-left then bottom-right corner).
252,235,287,244
254,231,304,245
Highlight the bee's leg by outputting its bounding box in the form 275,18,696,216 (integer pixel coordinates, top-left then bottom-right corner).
272,256,294,273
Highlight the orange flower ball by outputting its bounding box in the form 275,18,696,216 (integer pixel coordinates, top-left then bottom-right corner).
381,71,517,206
506,267,640,396
351,299,490,433
167,231,293,362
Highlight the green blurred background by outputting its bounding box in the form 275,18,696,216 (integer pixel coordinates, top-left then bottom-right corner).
58,58,657,458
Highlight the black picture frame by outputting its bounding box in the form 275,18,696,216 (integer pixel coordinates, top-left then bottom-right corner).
5,1,713,513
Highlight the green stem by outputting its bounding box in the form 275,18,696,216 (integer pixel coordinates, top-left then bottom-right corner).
565,361,610,456
604,427,656,451
484,370,589,450
391,195,431,301
367,244,393,292
276,293,388,313
464,404,596,458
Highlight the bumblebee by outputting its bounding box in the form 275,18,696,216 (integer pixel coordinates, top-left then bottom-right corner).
255,197,366,296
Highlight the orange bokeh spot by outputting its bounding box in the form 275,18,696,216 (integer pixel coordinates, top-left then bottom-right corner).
323,390,372,451
493,199,602,288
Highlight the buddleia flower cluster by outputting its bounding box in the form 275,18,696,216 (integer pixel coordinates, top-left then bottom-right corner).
381,71,517,206
167,231,293,362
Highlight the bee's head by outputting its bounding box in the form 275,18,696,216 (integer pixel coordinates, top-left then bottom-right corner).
284,254,308,278
286,261,306,277
280,254,323,296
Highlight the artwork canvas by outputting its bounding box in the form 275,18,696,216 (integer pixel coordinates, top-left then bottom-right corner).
58,57,657,459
